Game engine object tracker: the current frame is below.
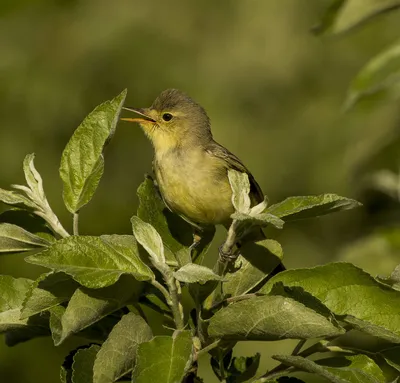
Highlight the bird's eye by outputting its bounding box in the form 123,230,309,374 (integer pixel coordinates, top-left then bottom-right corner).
162,113,173,121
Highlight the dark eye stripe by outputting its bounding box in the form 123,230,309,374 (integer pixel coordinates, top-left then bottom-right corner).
162,113,173,121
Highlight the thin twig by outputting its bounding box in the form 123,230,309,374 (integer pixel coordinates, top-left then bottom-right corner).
291,339,306,356
151,276,184,330
196,339,224,358
166,276,185,330
151,280,172,306
256,341,325,382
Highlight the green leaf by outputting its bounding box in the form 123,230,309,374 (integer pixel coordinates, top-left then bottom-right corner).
260,262,400,342
25,235,154,289
380,346,400,372
343,315,400,344
0,210,55,243
49,305,65,345
49,305,116,345
0,275,34,332
226,353,260,383
314,0,400,35
60,364,69,383
72,345,100,383
23,153,46,203
223,239,283,297
0,275,50,345
0,222,50,253
54,275,142,345
378,263,400,291
266,194,361,221
345,39,400,110
312,0,346,35
173,264,223,284
0,187,37,209
21,272,79,319
93,312,153,383
228,170,251,213
273,354,385,383
231,212,284,229
131,216,165,265
4,320,50,347
269,282,339,326
59,89,127,214
208,295,344,341
131,330,193,383
137,177,193,267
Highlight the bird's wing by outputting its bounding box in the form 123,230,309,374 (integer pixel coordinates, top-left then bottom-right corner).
207,141,264,205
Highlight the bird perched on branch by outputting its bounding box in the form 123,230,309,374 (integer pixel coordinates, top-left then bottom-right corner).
121,89,283,270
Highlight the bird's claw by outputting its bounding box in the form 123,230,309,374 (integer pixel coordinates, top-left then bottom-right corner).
218,245,238,262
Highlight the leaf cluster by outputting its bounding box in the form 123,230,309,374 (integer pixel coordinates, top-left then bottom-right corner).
0,90,398,383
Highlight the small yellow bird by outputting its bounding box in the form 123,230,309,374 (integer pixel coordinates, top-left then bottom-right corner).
122,89,278,261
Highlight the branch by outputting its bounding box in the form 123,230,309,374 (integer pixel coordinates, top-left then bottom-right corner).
151,265,184,330
73,213,79,236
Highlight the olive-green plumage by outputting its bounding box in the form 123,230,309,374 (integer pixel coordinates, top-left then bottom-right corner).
122,89,263,229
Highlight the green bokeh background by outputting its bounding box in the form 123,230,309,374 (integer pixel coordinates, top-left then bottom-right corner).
1,1,400,382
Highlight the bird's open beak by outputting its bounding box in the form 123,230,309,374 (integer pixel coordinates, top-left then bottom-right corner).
120,107,156,123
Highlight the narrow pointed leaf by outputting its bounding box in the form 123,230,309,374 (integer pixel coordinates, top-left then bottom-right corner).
266,194,361,221
55,275,142,345
60,90,127,213
260,262,400,342
50,305,118,346
380,346,400,372
72,345,100,383
0,210,55,243
49,305,65,345
0,188,37,209
228,170,251,213
21,272,80,319
314,0,400,35
173,264,223,284
208,295,344,341
345,39,400,110
273,354,385,383
343,315,400,344
131,215,165,264
223,239,283,297
132,330,193,383
25,235,154,289
93,313,153,383
23,153,46,202
0,223,50,253
4,322,50,347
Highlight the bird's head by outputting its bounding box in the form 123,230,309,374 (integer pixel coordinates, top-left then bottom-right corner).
121,89,212,153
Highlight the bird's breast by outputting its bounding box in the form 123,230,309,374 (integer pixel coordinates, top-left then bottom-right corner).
154,149,234,226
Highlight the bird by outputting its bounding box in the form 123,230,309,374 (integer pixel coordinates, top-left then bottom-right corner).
121,89,283,270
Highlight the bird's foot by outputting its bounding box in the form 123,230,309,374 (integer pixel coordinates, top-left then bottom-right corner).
218,245,239,262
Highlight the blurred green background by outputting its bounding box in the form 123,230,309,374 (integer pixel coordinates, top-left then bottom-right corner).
1,1,400,382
